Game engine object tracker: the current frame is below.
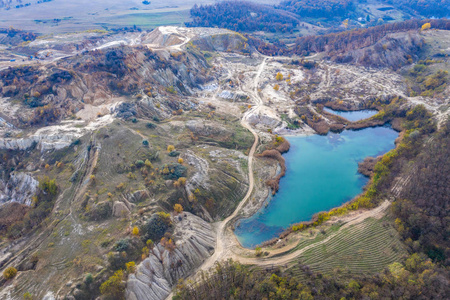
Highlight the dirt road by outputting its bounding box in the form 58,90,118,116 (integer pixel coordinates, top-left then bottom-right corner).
182,57,267,272
164,57,267,300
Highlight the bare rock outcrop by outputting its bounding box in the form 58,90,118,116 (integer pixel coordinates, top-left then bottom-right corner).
191,32,250,53
247,112,281,129
0,115,114,151
127,190,150,203
112,201,130,217
0,172,38,206
126,212,215,300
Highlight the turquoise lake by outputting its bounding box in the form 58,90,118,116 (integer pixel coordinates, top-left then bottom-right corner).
235,125,398,248
323,107,378,122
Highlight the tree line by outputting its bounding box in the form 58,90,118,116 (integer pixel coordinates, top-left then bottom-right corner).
186,1,300,33
381,0,450,18
278,0,355,19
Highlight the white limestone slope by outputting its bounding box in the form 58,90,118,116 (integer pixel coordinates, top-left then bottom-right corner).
126,212,215,300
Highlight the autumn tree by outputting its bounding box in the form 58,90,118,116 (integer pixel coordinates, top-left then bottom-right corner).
275,72,283,81
144,159,153,168
421,22,431,31
141,247,149,260
132,226,139,236
174,204,183,214
273,84,280,91
99,270,125,298
160,237,176,252
167,145,175,152
3,266,17,280
178,177,186,186
126,261,136,274
23,292,32,300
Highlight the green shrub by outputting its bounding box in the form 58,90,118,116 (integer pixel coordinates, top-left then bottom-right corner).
135,160,145,168
161,163,187,180
84,273,94,285
39,176,58,195
168,150,180,157
115,239,130,252
143,213,172,242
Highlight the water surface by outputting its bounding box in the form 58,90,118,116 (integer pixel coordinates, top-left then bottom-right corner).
235,125,398,248
324,107,378,122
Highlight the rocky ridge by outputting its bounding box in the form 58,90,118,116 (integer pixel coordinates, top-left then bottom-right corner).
126,212,215,300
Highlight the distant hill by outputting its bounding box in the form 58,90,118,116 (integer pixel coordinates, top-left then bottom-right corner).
0,0,52,10
278,0,356,19
381,0,450,18
186,1,300,33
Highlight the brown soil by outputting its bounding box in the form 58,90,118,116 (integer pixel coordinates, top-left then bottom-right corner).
0,202,30,234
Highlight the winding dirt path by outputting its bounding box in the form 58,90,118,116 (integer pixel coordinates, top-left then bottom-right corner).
196,119,259,272
165,57,266,300
180,56,267,273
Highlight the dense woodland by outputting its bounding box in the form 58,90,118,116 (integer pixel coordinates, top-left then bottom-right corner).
395,120,450,264
280,0,450,19
187,2,299,33
187,0,450,35
174,256,449,299
278,0,356,19
382,0,450,18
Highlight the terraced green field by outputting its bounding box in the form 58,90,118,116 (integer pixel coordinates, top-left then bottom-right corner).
289,214,407,278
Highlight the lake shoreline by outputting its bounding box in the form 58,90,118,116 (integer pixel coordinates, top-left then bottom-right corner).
235,110,400,248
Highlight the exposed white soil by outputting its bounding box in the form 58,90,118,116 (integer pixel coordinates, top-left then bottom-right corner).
0,115,114,151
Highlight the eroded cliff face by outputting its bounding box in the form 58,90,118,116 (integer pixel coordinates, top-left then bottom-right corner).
0,114,114,151
0,172,38,206
126,212,215,300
